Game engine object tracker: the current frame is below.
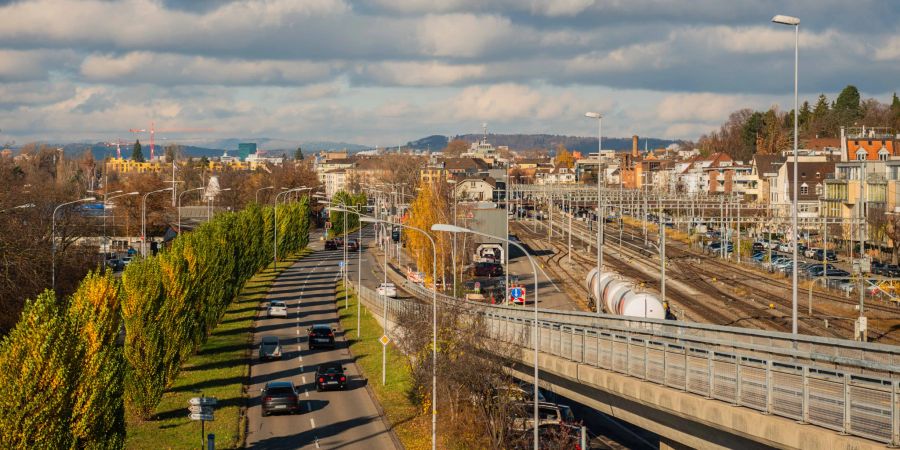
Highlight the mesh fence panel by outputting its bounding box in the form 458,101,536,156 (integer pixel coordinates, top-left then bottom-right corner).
849,383,893,443
771,369,803,420
646,344,666,385
808,377,844,432
712,359,737,404
687,354,711,397
665,347,687,390
738,364,767,411
612,339,628,373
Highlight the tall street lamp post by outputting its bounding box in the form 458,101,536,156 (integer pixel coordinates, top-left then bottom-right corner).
52,197,96,291
585,112,604,314
772,13,800,335
273,188,303,270
431,223,541,450
256,185,275,204
141,188,172,257
362,216,438,450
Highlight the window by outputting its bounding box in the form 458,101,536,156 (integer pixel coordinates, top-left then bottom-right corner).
815,183,823,196
800,184,808,195
857,150,868,161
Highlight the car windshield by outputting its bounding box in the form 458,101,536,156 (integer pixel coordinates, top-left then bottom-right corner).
311,326,331,334
270,302,285,308
262,337,278,345
319,365,341,374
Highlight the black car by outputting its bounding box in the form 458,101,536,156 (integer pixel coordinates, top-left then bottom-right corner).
752,242,766,252
324,239,337,250
261,381,301,416
308,324,336,350
258,336,283,361
347,239,359,251
315,363,347,391
473,262,504,277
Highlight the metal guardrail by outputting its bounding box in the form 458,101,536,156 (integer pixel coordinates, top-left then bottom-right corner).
351,280,900,446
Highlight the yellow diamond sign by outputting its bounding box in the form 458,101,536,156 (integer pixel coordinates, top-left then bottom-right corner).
379,335,390,346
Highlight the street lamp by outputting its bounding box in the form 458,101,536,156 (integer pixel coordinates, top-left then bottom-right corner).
365,216,438,450
0,203,35,213
431,223,540,450
772,13,800,335
178,187,205,233
585,111,604,314
256,185,275,204
142,188,173,257
273,188,303,270
328,205,372,338
105,191,138,258
52,197,96,291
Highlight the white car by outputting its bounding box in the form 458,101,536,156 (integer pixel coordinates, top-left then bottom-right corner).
376,282,397,298
267,301,288,318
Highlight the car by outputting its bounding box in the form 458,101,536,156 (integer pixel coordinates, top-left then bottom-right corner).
267,301,288,318
752,242,766,252
805,263,835,276
804,247,822,258
347,239,359,251
823,268,850,277
376,282,397,298
813,249,838,261
882,264,900,277
121,256,133,266
473,262,504,277
510,401,577,431
324,239,337,250
315,363,347,391
308,324,336,350
334,237,344,247
260,381,301,416
259,336,283,361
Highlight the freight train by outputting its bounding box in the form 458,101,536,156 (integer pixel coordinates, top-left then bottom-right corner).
584,268,667,319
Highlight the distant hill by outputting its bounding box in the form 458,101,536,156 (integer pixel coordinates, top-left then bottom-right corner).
50,139,370,161
406,134,678,154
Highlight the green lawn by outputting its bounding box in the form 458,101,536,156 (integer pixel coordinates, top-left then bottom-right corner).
126,251,310,450
335,281,431,450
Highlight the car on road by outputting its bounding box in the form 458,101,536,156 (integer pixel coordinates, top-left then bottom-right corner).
324,239,338,250
376,282,397,298
308,324,336,350
315,363,347,391
872,262,900,277
267,300,288,318
347,239,359,251
259,336,283,361
260,381,301,416
510,401,577,431
472,262,504,277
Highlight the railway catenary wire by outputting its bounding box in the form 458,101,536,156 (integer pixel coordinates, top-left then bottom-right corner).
520,211,895,343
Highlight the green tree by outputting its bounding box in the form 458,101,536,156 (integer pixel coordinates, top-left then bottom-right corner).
199,156,210,168
294,146,304,160
812,94,830,120
891,92,900,128
834,85,862,125
132,140,144,162
740,111,764,151
0,291,74,448
799,101,811,130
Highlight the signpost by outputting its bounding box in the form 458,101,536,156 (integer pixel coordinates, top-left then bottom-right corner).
509,286,526,304
379,335,390,346
188,396,217,449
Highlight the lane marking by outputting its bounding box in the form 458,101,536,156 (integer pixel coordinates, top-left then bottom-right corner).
301,375,306,384
305,389,310,398
315,437,320,448
310,418,316,429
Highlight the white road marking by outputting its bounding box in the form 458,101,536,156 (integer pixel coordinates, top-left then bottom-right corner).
305,389,310,398
301,375,306,383
310,418,316,429
296,329,300,335
315,437,320,448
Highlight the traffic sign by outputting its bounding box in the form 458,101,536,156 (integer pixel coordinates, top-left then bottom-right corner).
509,287,526,304
325,221,332,229
189,397,218,406
379,335,390,346
189,413,214,421
188,405,214,415
339,261,345,268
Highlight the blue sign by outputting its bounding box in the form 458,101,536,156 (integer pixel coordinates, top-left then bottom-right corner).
339,261,345,268
510,287,524,299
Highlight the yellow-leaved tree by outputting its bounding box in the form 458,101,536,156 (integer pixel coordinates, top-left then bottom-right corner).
405,180,452,288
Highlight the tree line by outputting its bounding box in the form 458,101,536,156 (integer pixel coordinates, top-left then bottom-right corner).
0,200,310,448
694,85,900,162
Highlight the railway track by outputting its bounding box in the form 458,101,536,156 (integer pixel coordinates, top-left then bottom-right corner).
523,211,899,344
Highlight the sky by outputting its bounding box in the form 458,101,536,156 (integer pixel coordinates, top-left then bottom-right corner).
0,0,899,148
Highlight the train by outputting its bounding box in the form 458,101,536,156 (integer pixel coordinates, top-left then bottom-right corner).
584,268,667,320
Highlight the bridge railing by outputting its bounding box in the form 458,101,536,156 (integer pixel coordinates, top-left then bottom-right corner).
352,281,900,446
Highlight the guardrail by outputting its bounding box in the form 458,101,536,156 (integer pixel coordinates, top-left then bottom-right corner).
351,279,900,446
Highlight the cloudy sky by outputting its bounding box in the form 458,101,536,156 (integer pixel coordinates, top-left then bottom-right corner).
0,0,898,147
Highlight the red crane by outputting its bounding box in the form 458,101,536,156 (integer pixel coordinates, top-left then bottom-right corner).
129,121,214,161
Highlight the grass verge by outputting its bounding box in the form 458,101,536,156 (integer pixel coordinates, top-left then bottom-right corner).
126,250,310,450
335,281,431,450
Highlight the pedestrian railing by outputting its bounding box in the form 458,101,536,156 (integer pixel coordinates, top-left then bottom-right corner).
351,280,900,446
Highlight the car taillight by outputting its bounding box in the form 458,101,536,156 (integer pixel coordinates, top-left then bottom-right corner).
264,396,272,402
328,332,334,337
309,334,315,338
318,377,325,383
339,376,346,382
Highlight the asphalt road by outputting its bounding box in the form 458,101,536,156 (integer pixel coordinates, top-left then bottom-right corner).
245,236,399,450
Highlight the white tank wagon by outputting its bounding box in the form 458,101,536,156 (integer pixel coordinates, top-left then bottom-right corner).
585,268,667,319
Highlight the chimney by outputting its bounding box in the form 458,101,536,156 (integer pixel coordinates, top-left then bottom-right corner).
632,135,639,158
840,126,847,162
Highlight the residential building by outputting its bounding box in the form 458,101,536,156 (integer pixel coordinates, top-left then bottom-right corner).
772,160,834,221
454,177,496,202
324,169,348,198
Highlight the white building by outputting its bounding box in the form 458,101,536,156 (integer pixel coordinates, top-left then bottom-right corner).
454,177,496,202
324,169,348,199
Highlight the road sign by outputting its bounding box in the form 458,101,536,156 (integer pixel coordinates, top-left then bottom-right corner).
189,397,217,406
325,221,332,229
189,413,214,421
339,261,345,268
474,281,481,292
188,405,214,415
509,287,526,304
379,335,390,346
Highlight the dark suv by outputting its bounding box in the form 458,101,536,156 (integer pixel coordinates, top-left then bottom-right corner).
308,324,336,350
347,239,359,251
315,363,347,391
261,381,301,416
473,262,504,277
324,240,337,250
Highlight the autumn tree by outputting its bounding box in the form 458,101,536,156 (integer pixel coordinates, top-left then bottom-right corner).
553,144,575,168
443,139,469,157
406,180,452,287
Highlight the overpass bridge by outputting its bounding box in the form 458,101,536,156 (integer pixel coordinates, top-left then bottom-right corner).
352,278,900,449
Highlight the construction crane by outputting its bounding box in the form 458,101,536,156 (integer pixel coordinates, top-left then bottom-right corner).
129,121,213,161
104,139,131,159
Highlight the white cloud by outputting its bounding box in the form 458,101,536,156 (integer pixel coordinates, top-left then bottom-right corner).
529,0,595,17
80,52,339,85
875,36,900,61
417,14,516,57
0,49,74,81
656,93,752,122
359,61,487,86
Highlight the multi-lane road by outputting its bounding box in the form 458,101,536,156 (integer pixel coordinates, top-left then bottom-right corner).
245,236,399,449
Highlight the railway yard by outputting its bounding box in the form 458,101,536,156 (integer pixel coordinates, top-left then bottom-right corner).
510,210,900,346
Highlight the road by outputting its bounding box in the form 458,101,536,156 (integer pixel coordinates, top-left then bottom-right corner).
245,235,399,450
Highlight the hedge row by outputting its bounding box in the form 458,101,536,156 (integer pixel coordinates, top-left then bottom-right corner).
0,199,310,448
